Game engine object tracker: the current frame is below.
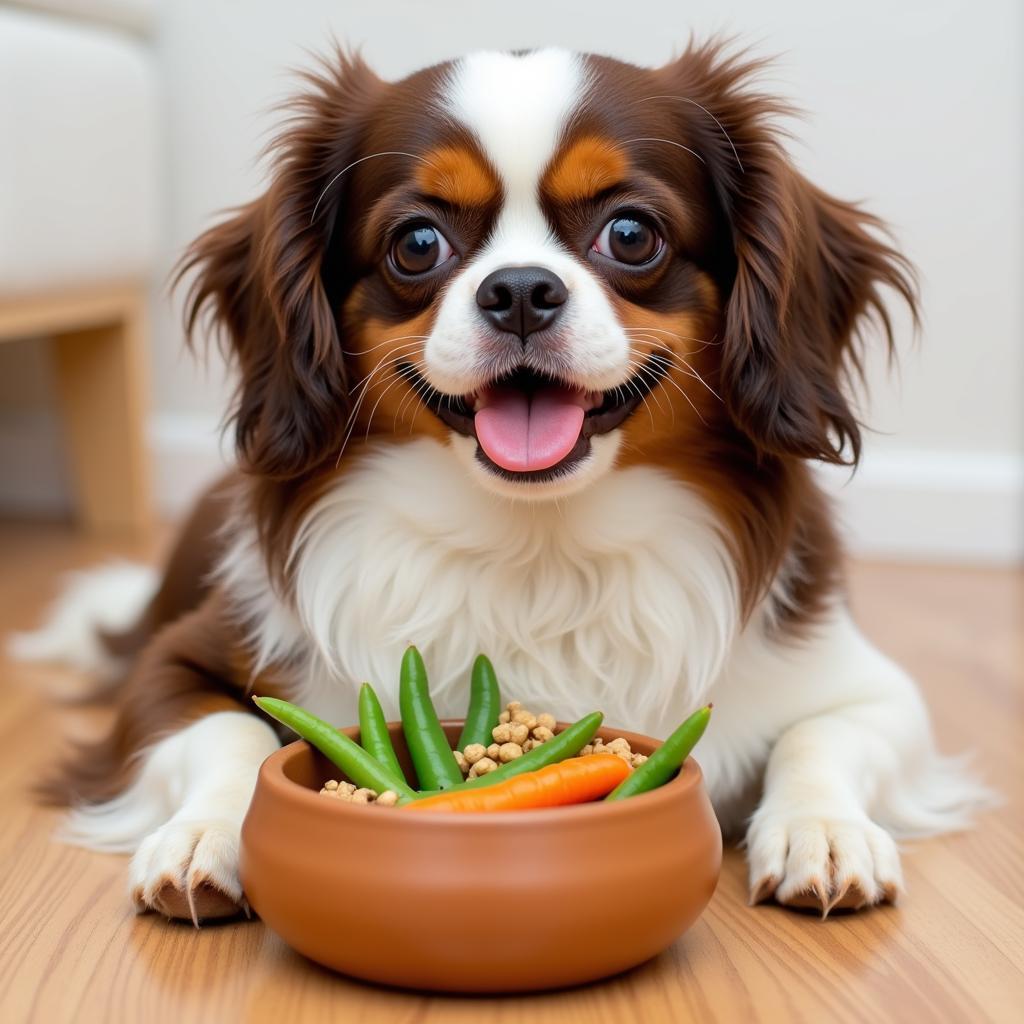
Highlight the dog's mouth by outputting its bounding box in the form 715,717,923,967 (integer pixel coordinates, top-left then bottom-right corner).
397,357,668,482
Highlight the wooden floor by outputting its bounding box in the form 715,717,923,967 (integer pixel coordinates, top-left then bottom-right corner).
0,522,1020,1024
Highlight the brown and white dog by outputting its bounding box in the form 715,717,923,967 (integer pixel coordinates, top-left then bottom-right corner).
13,42,989,923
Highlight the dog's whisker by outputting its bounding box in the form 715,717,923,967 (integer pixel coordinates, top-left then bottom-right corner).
311,151,433,224
631,94,745,172
343,334,429,357
341,371,402,460
393,359,444,429
394,365,431,426
618,372,656,430
660,351,722,403
625,340,711,426
623,137,705,165
363,369,415,442
335,358,412,465
622,358,671,418
405,373,437,436
657,369,712,427
628,338,723,405
622,326,717,352
624,358,674,424
348,343,424,396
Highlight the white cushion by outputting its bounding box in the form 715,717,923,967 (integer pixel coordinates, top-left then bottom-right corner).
0,8,158,297
6,0,156,36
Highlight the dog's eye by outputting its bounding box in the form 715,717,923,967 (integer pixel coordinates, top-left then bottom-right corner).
592,216,662,265
390,224,453,275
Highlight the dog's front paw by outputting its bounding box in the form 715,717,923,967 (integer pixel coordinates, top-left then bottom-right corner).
129,819,246,925
745,811,903,915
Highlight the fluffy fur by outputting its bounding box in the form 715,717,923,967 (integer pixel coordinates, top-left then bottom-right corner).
8,562,158,694
13,41,991,922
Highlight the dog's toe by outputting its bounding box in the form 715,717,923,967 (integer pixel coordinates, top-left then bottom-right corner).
747,813,903,916
128,819,245,924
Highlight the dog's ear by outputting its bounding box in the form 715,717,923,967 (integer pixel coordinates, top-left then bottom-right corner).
660,42,917,464
177,52,382,480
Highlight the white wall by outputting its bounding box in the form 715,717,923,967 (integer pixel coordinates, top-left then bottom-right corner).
4,0,1023,560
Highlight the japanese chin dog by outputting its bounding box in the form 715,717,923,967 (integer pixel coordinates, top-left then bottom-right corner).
12,41,988,923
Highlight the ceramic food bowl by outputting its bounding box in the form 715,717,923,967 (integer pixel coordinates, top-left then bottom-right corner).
240,720,721,993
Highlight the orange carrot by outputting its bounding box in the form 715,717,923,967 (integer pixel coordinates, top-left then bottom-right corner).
407,754,631,813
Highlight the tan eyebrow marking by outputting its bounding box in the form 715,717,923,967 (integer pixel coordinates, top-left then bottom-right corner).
545,136,629,204
415,146,499,207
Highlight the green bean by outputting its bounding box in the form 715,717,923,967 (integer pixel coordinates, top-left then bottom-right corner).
358,682,406,783
457,654,501,750
605,704,711,801
416,711,604,797
253,696,416,801
399,646,464,791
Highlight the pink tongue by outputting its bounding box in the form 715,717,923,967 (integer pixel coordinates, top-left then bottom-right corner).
475,385,586,472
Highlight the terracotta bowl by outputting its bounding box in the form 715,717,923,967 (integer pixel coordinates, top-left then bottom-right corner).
240,720,721,993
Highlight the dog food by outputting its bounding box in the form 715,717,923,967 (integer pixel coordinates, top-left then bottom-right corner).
255,646,711,813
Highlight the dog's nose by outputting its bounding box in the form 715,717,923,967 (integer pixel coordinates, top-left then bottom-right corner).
475,266,568,342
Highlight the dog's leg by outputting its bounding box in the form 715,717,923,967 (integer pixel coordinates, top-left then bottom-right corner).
53,593,282,924
118,711,277,923
743,612,991,914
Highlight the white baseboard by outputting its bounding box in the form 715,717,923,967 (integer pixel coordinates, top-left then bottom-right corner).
0,410,1020,564
815,451,1022,564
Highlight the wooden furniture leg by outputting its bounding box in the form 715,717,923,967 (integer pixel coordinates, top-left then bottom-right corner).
50,296,152,535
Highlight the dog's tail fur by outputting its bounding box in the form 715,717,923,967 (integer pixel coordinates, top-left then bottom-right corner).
7,473,239,702
7,562,159,698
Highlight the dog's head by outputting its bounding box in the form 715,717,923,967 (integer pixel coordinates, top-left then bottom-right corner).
181,43,915,501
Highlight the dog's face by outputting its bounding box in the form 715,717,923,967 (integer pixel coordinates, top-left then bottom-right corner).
183,44,913,504
339,50,728,498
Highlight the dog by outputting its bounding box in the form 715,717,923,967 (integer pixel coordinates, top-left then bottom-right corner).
12,41,989,923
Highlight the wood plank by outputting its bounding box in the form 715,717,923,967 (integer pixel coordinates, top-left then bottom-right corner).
0,523,1020,1023
0,284,144,342
50,298,153,535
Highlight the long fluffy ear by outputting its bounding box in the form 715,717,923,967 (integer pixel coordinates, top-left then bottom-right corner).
176,52,382,479
662,41,918,464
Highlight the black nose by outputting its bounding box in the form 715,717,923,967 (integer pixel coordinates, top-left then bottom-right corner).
475,266,568,342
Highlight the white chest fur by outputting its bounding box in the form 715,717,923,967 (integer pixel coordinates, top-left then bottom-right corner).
220,439,739,738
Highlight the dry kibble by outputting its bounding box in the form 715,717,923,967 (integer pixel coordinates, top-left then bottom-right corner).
522,739,537,752
463,743,487,765
498,710,511,724
508,722,530,745
453,750,468,773
606,737,631,754
580,744,595,757
632,754,648,767
319,780,399,805
492,723,513,743
531,725,554,743
487,743,501,760
536,712,556,732
469,757,499,777
497,742,523,763
506,701,522,715
512,711,538,730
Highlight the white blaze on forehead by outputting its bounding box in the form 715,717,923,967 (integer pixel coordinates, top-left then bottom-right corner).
444,49,584,212
427,49,629,411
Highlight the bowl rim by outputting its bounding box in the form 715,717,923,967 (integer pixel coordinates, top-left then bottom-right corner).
256,720,705,828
